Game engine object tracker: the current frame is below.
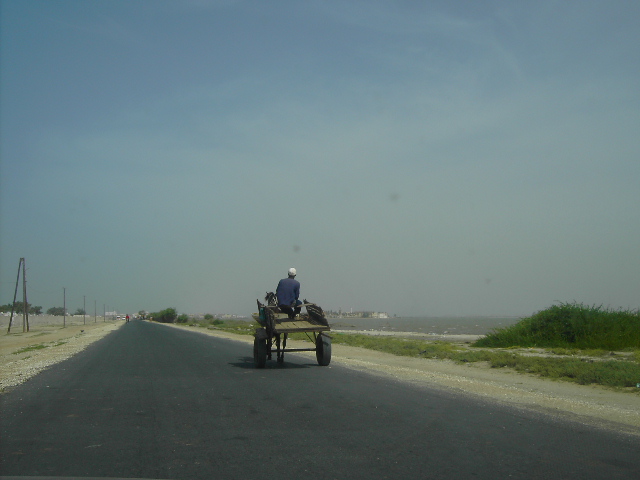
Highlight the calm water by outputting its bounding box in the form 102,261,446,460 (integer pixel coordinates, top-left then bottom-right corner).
327,316,522,335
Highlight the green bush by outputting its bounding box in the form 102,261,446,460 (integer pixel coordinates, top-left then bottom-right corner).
474,303,640,350
150,307,177,323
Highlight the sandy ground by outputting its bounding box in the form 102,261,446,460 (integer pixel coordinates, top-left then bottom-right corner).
0,320,124,391
2,321,639,436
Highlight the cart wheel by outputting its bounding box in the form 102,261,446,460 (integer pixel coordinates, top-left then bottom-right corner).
316,334,331,366
254,337,267,368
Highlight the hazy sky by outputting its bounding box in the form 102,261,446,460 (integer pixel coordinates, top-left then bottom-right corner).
1,0,638,317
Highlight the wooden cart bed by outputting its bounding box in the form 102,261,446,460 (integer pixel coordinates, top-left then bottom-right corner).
270,314,330,333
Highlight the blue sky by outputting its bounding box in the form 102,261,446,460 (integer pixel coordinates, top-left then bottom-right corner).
1,0,639,317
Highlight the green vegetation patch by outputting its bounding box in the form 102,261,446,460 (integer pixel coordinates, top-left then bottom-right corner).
149,307,178,324
486,353,640,387
13,343,48,355
333,333,462,359
209,320,254,335
474,303,640,350
186,318,255,335
332,333,640,389
11,340,69,355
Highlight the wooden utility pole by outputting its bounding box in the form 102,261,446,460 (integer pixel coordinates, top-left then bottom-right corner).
7,258,29,334
83,295,86,325
7,260,21,333
63,287,66,328
22,259,29,332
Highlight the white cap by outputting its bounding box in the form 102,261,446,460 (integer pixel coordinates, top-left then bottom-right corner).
288,267,297,276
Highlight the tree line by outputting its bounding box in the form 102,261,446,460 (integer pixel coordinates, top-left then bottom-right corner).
2,302,196,322
0,302,87,316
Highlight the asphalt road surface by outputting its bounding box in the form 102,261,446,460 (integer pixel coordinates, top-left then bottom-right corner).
1,320,639,480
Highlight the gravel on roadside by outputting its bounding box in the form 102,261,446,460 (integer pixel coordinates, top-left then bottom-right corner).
0,321,123,392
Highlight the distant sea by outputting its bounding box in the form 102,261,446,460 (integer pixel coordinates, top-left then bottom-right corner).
327,316,522,336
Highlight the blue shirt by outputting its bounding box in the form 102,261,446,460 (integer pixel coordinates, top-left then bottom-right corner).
276,277,300,306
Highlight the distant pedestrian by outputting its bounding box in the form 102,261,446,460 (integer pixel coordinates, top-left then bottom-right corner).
126,315,130,323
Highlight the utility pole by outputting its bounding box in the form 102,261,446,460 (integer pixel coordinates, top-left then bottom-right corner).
83,295,86,325
8,259,21,333
63,287,66,328
7,258,29,333
22,259,29,332
8,260,20,333
94,300,97,323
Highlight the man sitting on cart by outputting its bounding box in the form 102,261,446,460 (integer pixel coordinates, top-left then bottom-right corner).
276,268,302,319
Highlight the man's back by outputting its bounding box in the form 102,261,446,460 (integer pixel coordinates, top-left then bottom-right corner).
276,277,300,306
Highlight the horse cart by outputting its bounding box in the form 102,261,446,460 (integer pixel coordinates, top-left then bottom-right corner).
252,295,331,368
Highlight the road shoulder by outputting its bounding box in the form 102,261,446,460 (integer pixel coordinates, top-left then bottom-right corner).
162,322,640,435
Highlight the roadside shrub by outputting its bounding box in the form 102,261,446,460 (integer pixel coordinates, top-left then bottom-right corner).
474,303,640,350
150,307,177,323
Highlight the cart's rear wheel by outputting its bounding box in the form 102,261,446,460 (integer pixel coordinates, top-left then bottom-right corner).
316,333,331,366
254,337,267,368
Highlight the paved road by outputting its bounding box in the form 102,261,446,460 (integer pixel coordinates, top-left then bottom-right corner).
1,320,639,479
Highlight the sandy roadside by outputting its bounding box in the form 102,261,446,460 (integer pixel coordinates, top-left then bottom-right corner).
0,320,124,392
2,320,639,436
